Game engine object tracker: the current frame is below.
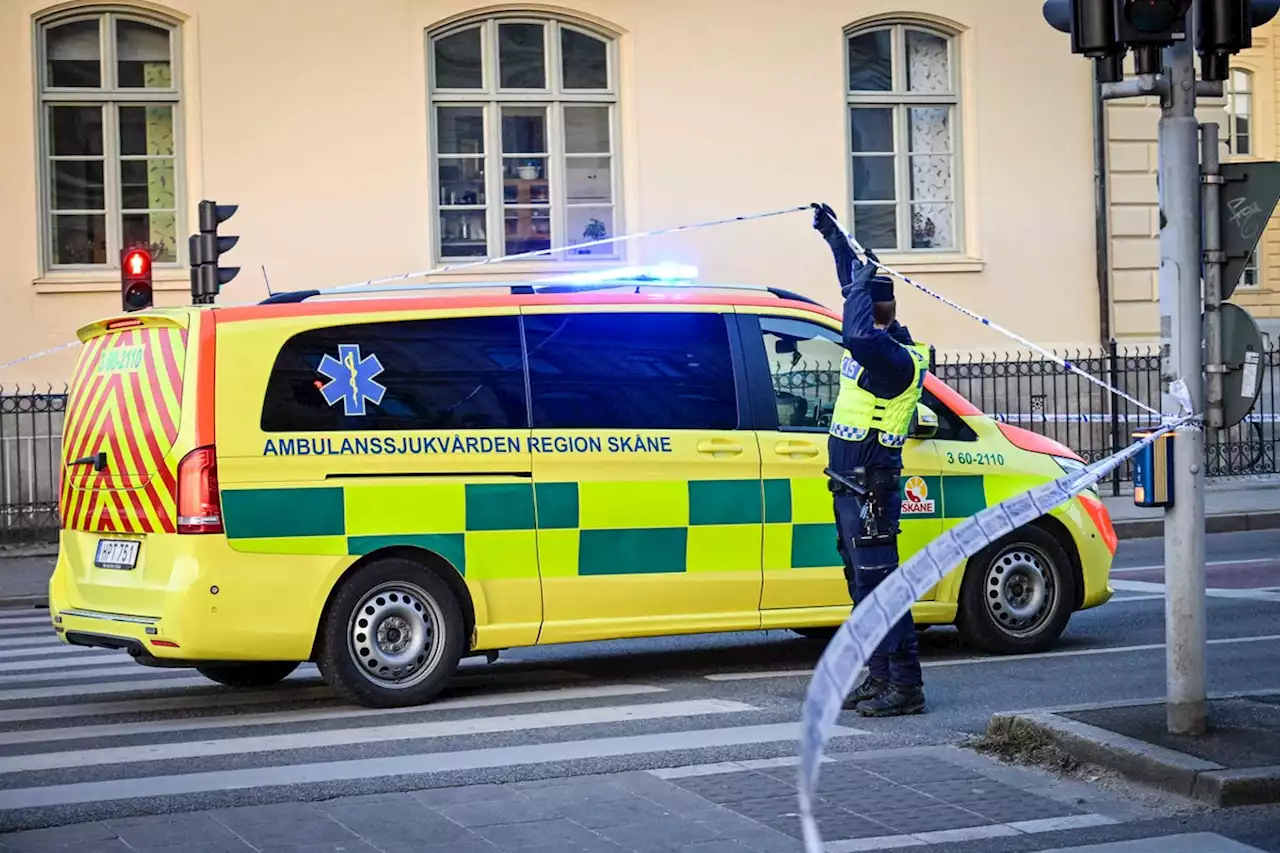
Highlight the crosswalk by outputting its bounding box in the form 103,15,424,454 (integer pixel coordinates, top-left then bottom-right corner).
0,607,864,832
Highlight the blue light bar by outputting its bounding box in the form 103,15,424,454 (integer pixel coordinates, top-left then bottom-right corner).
536,262,699,286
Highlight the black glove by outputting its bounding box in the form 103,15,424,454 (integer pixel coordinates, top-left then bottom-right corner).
810,202,844,247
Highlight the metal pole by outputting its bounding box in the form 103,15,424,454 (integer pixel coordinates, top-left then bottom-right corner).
1158,17,1208,736
1203,121,1225,431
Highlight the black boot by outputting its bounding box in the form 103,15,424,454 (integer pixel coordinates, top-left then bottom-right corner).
842,674,888,710
854,684,926,717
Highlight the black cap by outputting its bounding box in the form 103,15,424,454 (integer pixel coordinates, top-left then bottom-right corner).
870,275,894,303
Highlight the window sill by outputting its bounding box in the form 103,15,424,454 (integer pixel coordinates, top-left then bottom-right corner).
872,254,985,274
33,271,191,294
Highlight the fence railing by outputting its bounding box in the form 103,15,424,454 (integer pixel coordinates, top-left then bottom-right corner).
931,341,1280,495
5,345,1278,542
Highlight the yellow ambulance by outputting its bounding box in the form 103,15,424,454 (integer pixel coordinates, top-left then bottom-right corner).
50,268,1118,707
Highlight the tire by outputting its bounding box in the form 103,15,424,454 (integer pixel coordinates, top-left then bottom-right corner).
790,627,837,641
196,661,299,688
316,557,465,708
956,526,1076,655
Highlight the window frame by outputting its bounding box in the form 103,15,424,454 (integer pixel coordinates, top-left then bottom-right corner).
1225,67,1261,290
844,20,964,255
426,14,622,264
34,5,185,273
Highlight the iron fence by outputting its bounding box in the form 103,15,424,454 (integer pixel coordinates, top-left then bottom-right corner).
3,343,1278,541
0,387,66,545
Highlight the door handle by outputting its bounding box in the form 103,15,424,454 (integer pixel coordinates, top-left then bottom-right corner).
774,440,820,458
697,439,744,456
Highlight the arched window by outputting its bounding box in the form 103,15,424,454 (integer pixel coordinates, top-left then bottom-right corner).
846,21,960,253
36,7,182,270
427,15,618,261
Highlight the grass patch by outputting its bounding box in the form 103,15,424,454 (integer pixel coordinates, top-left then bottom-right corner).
963,717,1082,775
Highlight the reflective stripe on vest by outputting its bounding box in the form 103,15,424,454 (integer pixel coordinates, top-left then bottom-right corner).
829,342,930,447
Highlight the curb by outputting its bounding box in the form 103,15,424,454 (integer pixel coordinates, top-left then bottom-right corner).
1113,510,1280,540
988,710,1280,806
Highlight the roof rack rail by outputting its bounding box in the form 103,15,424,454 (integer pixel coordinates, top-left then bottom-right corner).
255,280,823,307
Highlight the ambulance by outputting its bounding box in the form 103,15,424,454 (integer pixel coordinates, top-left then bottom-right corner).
50,267,1117,708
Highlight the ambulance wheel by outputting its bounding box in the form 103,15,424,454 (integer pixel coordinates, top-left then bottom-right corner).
317,557,465,708
196,661,299,688
956,526,1075,655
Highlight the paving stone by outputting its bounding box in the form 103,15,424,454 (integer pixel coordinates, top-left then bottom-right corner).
0,834,133,853
616,773,732,812
595,818,724,852
961,796,1084,824
554,796,678,829
473,817,605,850
821,785,942,813
431,794,560,828
412,784,514,807
378,842,501,853
676,772,796,804
142,843,258,853
325,804,475,846
517,780,635,809
215,814,358,849
0,840,133,853
0,823,118,848
256,842,383,853
678,842,762,853
905,778,1029,805
851,758,984,785
211,802,326,828
105,813,242,849
861,803,993,835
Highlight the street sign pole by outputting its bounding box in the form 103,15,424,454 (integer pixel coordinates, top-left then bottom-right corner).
1203,121,1226,431
1158,18,1208,736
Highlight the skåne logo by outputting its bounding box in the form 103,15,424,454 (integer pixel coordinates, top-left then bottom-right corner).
902,476,935,514
317,344,386,416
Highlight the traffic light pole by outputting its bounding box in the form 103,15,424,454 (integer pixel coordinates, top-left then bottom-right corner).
1157,22,1208,736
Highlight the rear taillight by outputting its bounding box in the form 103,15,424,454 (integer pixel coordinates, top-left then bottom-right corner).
177,445,222,534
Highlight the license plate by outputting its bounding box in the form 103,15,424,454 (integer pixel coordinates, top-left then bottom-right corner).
94,539,140,570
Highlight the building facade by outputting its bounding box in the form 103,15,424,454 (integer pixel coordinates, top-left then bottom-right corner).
1103,24,1280,344
2,0,1245,387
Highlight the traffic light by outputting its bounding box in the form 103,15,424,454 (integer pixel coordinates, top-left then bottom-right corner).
189,199,239,305
1044,0,1125,81
1198,0,1280,81
1116,0,1193,74
120,246,153,312
1045,0,1280,81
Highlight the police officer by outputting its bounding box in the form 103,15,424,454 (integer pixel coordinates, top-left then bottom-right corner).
811,202,929,717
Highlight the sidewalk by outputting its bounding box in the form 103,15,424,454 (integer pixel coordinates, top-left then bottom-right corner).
0,747,1160,851
1105,475,1280,540
991,689,1280,809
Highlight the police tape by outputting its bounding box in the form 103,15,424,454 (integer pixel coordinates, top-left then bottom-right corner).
794,413,1197,853
0,341,79,374
829,216,1169,422
323,205,814,293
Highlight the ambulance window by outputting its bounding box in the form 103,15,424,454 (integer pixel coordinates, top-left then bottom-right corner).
757,317,844,431
523,312,738,430
260,316,528,431
920,386,978,442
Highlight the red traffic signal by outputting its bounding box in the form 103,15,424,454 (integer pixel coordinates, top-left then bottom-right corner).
121,247,153,312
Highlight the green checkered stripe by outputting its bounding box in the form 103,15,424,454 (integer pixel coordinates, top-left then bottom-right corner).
219,475,991,576
769,474,989,569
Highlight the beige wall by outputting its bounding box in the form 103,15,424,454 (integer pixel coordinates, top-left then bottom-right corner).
0,0,1103,385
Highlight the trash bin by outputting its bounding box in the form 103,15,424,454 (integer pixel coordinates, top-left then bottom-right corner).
1131,430,1174,508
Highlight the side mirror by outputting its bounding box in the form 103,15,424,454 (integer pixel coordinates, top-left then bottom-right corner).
909,403,938,440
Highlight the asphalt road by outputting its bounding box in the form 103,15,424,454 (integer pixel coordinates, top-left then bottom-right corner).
2,528,1280,850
